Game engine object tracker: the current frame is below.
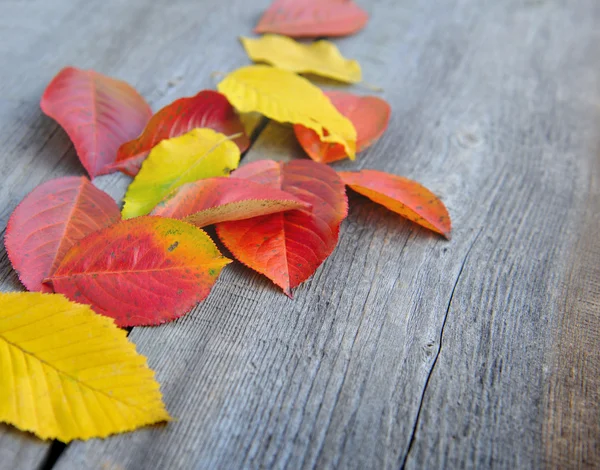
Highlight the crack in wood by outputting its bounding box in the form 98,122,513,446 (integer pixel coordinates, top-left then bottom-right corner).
400,226,484,469
36,441,66,470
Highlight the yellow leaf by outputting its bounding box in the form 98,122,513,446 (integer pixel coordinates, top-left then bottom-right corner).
217,65,357,159
122,128,240,219
240,34,362,84
0,292,169,442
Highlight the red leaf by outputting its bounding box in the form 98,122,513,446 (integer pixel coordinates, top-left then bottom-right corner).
255,0,369,38
294,91,391,163
108,91,250,177
338,170,452,239
217,160,348,296
40,67,152,178
5,177,121,292
48,217,231,327
151,177,311,227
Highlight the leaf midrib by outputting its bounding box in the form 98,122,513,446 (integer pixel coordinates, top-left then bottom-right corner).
51,261,226,279
0,332,157,414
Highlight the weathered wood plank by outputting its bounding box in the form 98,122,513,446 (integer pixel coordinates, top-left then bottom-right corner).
51,1,600,470
0,0,262,466
0,424,48,470
401,2,600,468
2,0,599,469
542,168,600,469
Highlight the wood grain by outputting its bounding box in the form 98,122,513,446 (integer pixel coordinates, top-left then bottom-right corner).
0,0,261,467
0,0,598,469
543,157,600,467
0,424,48,470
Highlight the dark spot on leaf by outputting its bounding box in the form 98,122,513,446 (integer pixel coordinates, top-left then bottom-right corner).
168,241,179,252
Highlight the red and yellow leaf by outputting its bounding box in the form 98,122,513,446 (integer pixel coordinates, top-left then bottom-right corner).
217,160,348,296
40,67,152,178
47,217,231,327
5,177,120,293
217,66,357,159
110,91,250,177
294,91,391,163
338,170,452,238
255,0,369,38
152,177,311,227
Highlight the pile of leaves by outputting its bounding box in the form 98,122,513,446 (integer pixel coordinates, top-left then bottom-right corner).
1,0,450,443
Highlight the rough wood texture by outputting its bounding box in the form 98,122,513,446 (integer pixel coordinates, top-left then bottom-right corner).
0,424,48,470
1,0,598,469
0,0,259,466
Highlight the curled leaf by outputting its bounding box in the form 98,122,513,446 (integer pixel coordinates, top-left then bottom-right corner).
5,177,120,292
110,90,250,176
0,292,170,443
40,67,152,178
295,91,391,163
338,170,452,239
48,217,231,327
122,128,240,219
217,160,348,297
255,0,369,38
241,34,361,83
218,65,356,158
152,177,311,227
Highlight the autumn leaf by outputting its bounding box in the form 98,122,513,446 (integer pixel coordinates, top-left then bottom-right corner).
338,170,452,239
5,177,120,293
217,160,348,297
218,65,356,158
41,67,152,178
0,292,169,442
47,217,231,327
151,177,311,227
240,34,361,83
295,91,391,163
121,128,240,219
255,0,369,38
109,91,250,177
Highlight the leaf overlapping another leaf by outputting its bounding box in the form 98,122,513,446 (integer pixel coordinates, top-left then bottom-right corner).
295,91,391,163
110,90,250,176
152,177,311,227
217,65,357,159
41,67,152,178
48,217,231,327
0,292,169,442
5,177,120,292
217,159,348,297
122,128,241,219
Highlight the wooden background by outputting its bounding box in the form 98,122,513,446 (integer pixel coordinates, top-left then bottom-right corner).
1,0,599,469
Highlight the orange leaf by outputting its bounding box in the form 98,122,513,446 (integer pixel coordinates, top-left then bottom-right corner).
5,177,120,292
47,217,230,327
152,177,311,227
294,91,391,163
41,67,151,178
108,91,250,177
255,0,369,38
217,160,348,297
338,170,451,239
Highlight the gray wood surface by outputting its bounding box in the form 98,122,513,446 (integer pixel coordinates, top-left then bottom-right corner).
1,0,599,469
